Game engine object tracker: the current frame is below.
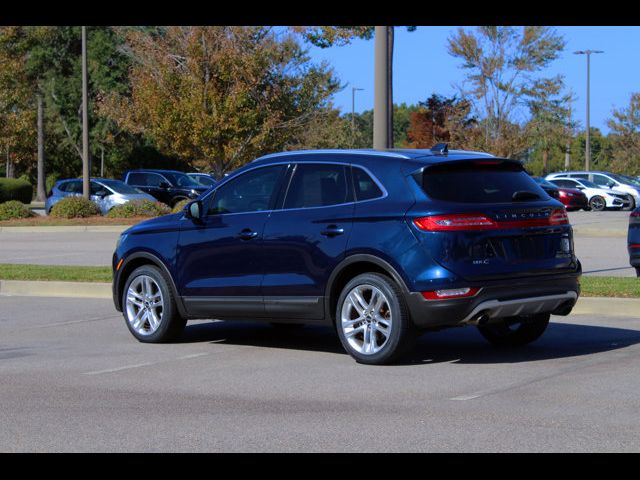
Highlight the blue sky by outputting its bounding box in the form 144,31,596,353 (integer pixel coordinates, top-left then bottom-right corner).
304,26,639,135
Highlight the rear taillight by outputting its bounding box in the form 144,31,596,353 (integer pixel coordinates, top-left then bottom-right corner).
413,208,569,231
413,214,497,231
422,287,480,300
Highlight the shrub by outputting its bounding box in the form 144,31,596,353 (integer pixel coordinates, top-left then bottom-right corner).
0,200,34,221
50,196,101,218
107,199,171,218
0,178,33,204
171,199,191,213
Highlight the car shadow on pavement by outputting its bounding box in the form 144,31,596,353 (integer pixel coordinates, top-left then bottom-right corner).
178,320,640,365
179,321,347,355
404,321,640,365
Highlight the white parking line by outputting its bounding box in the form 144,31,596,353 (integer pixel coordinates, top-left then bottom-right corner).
82,352,210,375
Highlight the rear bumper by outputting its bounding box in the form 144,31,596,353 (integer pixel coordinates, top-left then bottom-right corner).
405,273,581,329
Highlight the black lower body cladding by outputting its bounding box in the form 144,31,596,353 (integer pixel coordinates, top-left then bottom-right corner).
404,273,581,330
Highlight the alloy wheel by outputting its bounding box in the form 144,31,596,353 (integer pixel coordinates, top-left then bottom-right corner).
340,284,393,355
125,275,164,336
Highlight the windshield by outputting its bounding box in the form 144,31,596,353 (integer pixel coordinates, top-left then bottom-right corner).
99,179,145,195
162,172,200,188
614,173,640,187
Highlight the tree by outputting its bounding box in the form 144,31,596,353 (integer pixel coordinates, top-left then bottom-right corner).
0,27,37,181
447,26,565,157
405,94,475,148
608,93,640,174
99,27,340,177
524,77,573,174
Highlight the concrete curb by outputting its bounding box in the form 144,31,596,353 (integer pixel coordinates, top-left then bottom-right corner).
0,225,129,233
0,280,638,317
0,280,112,299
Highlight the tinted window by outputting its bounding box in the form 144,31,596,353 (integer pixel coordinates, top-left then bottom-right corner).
128,172,164,187
208,165,285,215
572,173,589,179
592,174,616,187
189,175,216,187
162,172,199,188
99,179,142,194
90,182,107,195
284,164,350,209
60,180,82,194
421,161,547,203
353,167,383,201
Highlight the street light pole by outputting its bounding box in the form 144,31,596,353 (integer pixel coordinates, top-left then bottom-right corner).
373,26,389,150
82,26,90,199
351,87,364,146
574,49,603,172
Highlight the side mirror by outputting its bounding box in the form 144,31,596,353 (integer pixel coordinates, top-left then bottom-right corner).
159,181,171,189
576,186,585,190
95,190,109,198
185,200,203,223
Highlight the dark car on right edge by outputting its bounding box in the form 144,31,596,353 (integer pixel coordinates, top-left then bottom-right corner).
123,169,209,207
112,146,581,365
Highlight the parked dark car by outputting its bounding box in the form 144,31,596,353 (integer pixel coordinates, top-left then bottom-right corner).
187,172,217,188
112,147,581,364
122,169,209,207
532,177,588,211
628,208,640,277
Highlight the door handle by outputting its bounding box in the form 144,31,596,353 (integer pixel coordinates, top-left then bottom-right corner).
321,225,345,237
238,228,258,240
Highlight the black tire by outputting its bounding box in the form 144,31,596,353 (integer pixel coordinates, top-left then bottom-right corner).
635,267,640,278
477,313,550,347
626,196,636,211
121,265,186,343
589,195,606,211
335,273,416,365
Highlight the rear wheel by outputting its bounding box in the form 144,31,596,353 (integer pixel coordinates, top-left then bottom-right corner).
477,313,550,347
636,267,640,278
122,265,186,343
589,196,606,211
336,273,416,365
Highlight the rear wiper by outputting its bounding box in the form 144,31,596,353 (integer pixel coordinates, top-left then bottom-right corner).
512,190,541,201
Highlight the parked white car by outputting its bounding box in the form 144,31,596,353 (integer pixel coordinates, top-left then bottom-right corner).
546,171,640,209
546,177,631,211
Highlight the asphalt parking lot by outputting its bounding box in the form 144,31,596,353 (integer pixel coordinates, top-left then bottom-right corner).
1,295,639,452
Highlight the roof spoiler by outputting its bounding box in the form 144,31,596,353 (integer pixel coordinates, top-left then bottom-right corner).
431,143,448,155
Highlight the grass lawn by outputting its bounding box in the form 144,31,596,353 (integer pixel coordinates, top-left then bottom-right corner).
0,264,112,283
0,216,144,227
580,275,640,298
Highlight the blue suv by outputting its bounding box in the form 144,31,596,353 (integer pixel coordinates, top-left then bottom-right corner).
112,147,581,364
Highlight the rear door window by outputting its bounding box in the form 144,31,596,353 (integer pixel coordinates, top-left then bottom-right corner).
420,160,547,203
283,164,351,209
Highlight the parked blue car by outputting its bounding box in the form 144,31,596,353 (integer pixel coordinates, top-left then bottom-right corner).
112,147,581,364
46,178,157,215
628,207,640,277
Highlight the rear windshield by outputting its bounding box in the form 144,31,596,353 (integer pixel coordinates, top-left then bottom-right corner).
420,160,548,204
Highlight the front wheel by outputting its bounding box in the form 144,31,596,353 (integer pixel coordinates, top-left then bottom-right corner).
122,265,186,343
477,313,550,347
336,273,416,365
589,196,606,211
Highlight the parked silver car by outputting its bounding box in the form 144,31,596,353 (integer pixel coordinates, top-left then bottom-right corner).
45,178,157,215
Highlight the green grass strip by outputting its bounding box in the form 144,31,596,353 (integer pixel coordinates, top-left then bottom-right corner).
0,264,112,283
580,275,640,298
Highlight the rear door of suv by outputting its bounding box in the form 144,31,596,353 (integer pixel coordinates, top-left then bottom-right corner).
407,159,578,282
260,161,355,319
